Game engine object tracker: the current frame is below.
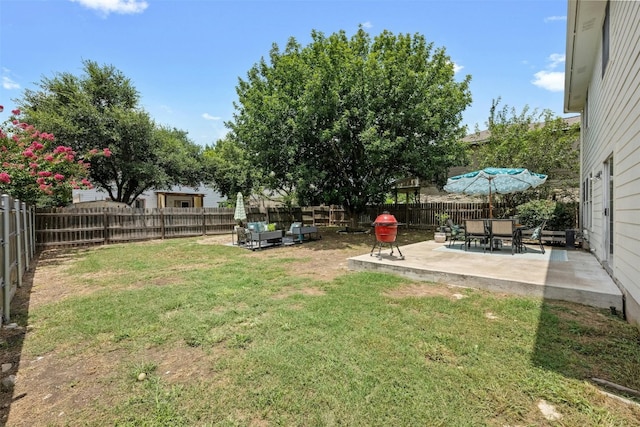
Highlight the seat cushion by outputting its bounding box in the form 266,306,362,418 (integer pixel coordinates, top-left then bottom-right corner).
531,226,541,240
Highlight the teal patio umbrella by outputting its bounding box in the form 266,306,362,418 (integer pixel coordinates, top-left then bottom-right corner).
443,167,548,218
234,192,247,224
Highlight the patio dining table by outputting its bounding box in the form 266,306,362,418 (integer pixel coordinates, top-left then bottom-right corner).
483,219,527,254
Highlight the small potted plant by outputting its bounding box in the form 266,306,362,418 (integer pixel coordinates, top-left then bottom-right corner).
434,213,449,243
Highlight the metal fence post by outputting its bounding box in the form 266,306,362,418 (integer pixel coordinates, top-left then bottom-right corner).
2,194,11,322
14,198,23,288
21,202,31,270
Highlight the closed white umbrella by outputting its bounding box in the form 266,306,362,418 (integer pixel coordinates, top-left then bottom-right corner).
234,192,247,224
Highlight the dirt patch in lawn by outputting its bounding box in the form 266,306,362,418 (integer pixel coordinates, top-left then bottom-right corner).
198,227,429,283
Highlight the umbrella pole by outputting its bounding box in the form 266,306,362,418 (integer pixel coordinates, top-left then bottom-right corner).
489,186,493,219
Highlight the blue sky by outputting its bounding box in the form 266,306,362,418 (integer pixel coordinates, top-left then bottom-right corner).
1,0,570,147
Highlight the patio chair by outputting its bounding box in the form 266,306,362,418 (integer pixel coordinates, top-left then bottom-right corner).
489,219,517,254
463,219,491,252
235,225,249,247
447,218,464,248
529,220,547,254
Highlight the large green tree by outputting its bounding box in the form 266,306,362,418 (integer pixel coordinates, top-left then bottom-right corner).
202,135,262,203
474,98,580,205
229,28,472,220
17,60,205,205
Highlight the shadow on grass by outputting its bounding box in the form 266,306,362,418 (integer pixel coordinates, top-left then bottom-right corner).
0,247,94,424
0,255,36,424
532,280,640,402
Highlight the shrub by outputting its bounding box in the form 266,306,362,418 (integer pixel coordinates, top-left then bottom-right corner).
516,200,576,230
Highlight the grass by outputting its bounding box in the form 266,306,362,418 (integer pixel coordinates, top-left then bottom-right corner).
4,231,640,426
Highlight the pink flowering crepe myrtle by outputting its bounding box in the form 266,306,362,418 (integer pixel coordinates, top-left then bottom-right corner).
0,105,111,205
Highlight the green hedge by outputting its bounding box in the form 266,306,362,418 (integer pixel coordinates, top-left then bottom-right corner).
516,200,577,230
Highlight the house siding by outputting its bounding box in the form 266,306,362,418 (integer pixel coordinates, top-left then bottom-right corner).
73,185,225,209
577,0,640,325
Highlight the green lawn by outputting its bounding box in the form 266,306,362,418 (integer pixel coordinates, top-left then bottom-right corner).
5,235,640,426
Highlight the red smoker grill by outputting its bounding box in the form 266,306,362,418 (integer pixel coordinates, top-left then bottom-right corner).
370,211,404,260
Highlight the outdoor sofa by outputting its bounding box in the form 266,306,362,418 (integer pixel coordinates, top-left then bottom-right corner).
286,222,321,242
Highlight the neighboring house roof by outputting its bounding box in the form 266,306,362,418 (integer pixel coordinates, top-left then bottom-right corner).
564,0,608,112
392,116,580,199
462,116,580,146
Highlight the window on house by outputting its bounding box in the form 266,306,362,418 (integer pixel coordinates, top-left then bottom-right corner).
602,0,610,77
173,200,191,208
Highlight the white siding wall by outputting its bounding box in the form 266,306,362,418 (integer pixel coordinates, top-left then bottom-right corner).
582,0,640,325
73,185,225,208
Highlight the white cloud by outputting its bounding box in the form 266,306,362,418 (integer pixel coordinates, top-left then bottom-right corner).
361,21,373,29
2,76,20,90
532,70,564,92
202,113,221,121
453,63,464,74
547,53,565,69
70,0,148,15
531,53,565,92
544,15,567,23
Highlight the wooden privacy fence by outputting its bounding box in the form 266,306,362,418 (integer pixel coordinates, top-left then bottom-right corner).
1,195,36,323
37,207,246,247
360,202,508,228
35,202,501,248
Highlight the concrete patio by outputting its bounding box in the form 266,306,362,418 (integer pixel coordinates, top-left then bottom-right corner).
348,240,623,311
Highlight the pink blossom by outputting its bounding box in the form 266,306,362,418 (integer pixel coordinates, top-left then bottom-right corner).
36,177,45,185
11,109,20,115
0,105,3,113
31,142,44,150
65,153,75,162
38,171,52,177
44,154,54,161
54,173,65,181
23,149,35,158
103,148,112,157
29,162,39,169
0,172,10,184
81,178,92,186
39,183,53,194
